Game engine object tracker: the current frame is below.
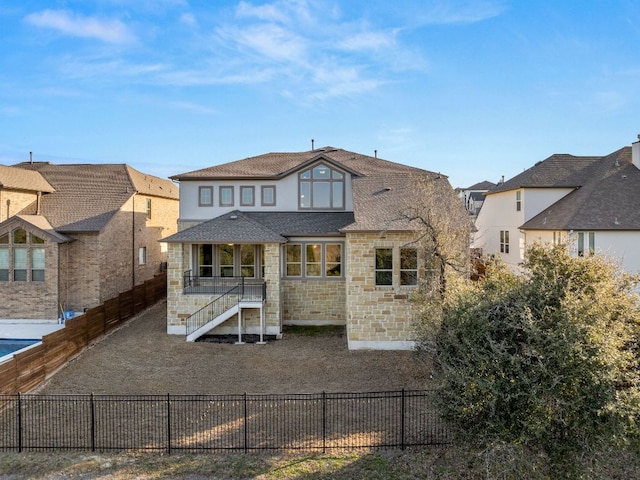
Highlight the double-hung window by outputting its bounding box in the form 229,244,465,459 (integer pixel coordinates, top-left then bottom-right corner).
400,248,418,285
577,232,595,256
220,186,234,207
261,186,276,206
516,191,521,211
500,230,510,254
375,248,393,286
240,186,255,206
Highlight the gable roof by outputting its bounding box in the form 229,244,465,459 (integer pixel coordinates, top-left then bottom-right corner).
521,147,640,231
0,215,73,243
461,180,496,191
170,146,424,180
488,154,602,195
0,165,54,193
13,163,178,232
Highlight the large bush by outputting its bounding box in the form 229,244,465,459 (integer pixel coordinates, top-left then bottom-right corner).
424,244,640,475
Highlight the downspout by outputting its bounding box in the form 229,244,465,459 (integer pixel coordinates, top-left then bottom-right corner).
132,193,136,289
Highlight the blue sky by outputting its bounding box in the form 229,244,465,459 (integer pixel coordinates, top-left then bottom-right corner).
1,0,639,188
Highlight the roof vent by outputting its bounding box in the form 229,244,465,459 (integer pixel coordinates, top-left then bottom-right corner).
230,214,238,220
614,217,620,225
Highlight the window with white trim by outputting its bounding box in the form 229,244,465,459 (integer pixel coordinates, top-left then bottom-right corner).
500,230,510,254
138,246,147,265
516,190,521,211
577,231,595,256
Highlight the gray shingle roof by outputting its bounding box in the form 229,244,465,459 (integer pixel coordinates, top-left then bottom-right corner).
13,163,177,232
519,147,640,230
489,154,602,194
163,210,356,243
171,147,424,180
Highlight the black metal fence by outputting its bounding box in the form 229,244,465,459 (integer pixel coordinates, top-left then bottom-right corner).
0,390,451,453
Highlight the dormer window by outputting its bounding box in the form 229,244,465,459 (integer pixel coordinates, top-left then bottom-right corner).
298,163,344,210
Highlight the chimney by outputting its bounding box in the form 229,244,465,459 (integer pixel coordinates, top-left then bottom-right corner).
633,134,640,169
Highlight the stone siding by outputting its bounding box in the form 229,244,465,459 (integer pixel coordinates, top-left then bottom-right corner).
282,278,346,324
345,232,420,348
166,242,282,336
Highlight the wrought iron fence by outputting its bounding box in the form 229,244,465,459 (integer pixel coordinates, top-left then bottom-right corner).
182,271,266,300
0,390,451,453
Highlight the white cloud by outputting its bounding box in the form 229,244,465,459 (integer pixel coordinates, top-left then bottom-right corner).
337,31,398,52
180,13,197,27
415,0,507,25
24,9,136,44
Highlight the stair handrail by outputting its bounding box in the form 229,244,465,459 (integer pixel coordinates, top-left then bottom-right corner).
185,287,241,337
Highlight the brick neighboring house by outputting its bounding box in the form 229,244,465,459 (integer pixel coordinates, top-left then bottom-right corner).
163,146,468,350
474,137,640,276
0,162,179,321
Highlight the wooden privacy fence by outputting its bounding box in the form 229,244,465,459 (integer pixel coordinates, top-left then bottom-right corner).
0,273,167,395
0,390,452,453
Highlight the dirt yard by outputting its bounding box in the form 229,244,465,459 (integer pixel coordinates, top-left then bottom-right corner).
37,301,432,395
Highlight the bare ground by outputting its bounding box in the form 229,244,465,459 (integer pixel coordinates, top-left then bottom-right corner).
37,300,432,395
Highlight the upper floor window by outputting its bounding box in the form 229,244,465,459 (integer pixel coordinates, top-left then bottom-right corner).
199,186,213,207
298,163,344,210
0,229,45,282
138,246,147,265
220,186,234,207
516,190,521,211
146,198,152,219
577,232,595,256
500,230,510,254
261,186,276,206
240,186,255,206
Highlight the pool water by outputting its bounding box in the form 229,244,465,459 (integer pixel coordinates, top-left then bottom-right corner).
0,339,39,357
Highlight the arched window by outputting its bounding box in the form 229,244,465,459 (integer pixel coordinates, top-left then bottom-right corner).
0,229,45,282
298,163,344,209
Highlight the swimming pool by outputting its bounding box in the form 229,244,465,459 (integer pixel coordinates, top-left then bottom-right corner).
0,339,39,358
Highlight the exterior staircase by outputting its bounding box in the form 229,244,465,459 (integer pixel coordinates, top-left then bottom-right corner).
185,290,241,342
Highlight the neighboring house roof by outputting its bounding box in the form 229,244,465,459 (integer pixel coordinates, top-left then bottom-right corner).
0,165,55,192
488,154,602,195
13,163,178,232
170,146,423,180
163,210,356,243
522,147,640,231
464,180,495,191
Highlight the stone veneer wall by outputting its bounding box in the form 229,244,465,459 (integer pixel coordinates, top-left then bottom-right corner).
167,242,282,336
345,232,420,350
281,279,346,324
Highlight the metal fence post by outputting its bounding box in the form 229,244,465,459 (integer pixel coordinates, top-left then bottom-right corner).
322,391,327,454
243,393,248,453
167,393,171,455
90,393,96,452
17,393,22,453
401,388,406,450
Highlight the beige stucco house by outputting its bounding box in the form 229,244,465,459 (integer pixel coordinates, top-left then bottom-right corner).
163,146,467,350
0,162,179,321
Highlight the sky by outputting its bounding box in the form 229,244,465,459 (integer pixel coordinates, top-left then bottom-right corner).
1,0,639,189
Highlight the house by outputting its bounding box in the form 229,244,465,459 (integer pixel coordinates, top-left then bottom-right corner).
456,180,496,219
474,136,640,275
162,146,468,350
0,162,179,321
